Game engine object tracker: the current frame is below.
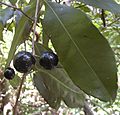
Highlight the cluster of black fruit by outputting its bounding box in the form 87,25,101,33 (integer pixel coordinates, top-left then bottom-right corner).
4,51,58,80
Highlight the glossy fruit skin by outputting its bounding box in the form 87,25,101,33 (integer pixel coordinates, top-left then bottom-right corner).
13,51,36,73
4,67,15,80
39,51,58,69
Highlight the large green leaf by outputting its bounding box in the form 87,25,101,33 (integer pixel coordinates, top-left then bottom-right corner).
5,3,36,68
77,0,120,14
34,42,85,108
42,2,118,101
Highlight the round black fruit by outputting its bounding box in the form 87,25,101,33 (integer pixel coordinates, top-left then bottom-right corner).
13,51,36,73
4,67,15,80
39,51,58,69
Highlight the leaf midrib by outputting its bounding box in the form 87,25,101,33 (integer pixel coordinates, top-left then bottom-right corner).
36,66,84,96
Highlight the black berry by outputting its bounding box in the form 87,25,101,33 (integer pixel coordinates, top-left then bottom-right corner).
4,67,15,80
39,51,58,69
13,51,36,73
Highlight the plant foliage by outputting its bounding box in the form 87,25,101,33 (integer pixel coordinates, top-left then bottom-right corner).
0,0,119,113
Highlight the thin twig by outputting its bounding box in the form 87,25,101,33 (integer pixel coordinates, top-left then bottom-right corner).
0,1,34,22
89,99,110,115
32,0,39,55
107,17,120,27
101,9,106,27
83,101,94,115
31,29,40,42
101,17,120,31
13,73,27,115
0,78,5,84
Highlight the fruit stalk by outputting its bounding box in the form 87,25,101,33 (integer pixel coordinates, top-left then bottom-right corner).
13,73,27,115
32,0,39,55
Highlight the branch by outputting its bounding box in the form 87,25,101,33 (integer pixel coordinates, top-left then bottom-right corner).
89,99,110,115
0,78,5,84
32,0,39,55
101,9,106,27
0,1,34,22
107,17,120,27
13,73,27,115
31,29,40,42
83,101,94,115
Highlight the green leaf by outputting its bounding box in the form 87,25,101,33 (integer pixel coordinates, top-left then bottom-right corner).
14,7,32,41
5,3,36,68
0,7,14,25
9,0,17,5
43,32,49,47
33,72,61,109
77,0,120,14
42,2,118,102
16,14,32,42
34,42,85,108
